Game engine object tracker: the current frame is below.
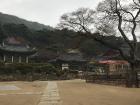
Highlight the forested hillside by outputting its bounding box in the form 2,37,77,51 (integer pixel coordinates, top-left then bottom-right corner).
0,12,53,30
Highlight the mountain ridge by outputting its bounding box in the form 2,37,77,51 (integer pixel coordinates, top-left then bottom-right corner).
0,12,53,30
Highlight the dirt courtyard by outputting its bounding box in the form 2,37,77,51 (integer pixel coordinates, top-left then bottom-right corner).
0,80,140,105
0,81,47,105
58,80,140,105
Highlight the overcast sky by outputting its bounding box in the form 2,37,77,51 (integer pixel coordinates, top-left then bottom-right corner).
0,0,103,27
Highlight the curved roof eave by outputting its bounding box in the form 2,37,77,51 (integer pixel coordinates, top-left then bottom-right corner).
0,47,37,55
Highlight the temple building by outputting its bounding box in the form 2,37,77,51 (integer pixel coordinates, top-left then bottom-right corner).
0,37,37,63
50,49,88,71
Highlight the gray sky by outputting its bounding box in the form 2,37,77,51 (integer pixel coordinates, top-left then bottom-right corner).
0,0,102,27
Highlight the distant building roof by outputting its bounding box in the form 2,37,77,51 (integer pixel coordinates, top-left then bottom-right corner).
99,60,129,65
57,53,86,62
50,50,87,63
102,49,119,57
91,49,121,62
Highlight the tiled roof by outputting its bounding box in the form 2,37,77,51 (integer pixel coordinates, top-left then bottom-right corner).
57,52,87,62
0,45,33,52
0,44,36,54
99,60,129,65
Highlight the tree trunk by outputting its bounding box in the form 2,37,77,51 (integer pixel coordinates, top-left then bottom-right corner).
126,63,139,88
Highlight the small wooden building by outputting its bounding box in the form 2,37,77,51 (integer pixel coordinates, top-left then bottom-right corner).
88,49,130,75
99,60,129,74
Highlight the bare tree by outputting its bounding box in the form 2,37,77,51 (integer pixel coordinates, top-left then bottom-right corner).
58,8,95,32
96,0,140,87
58,1,140,87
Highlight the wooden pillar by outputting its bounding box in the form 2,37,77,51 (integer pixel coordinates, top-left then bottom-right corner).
3,55,6,62
26,56,29,63
11,56,14,63
19,56,21,63
2,41,5,46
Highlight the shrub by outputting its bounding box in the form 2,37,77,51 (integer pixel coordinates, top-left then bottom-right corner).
0,63,78,81
0,63,59,81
